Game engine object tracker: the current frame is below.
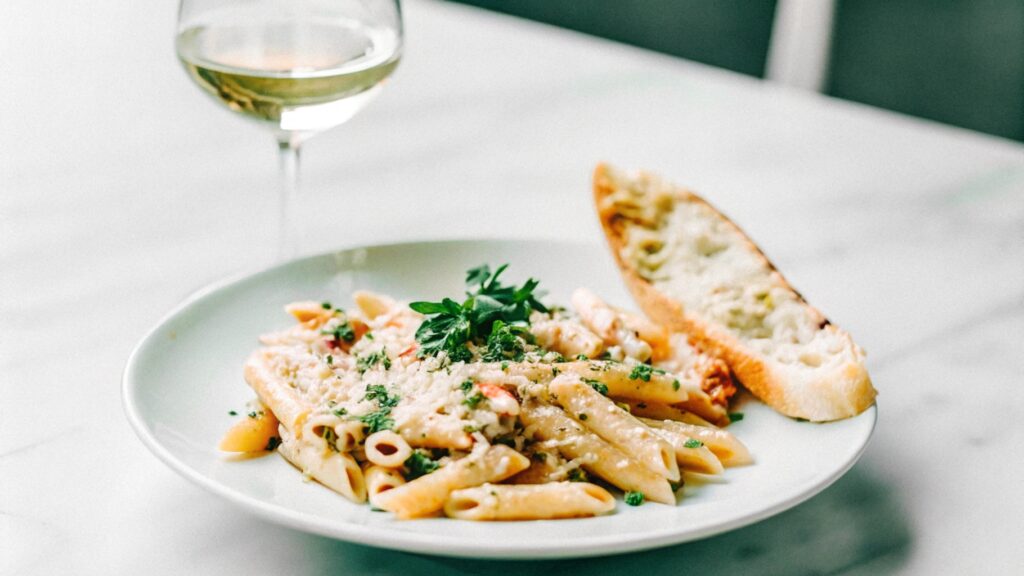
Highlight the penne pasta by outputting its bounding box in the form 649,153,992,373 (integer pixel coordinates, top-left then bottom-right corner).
231,269,753,521
372,445,530,519
519,400,675,505
364,430,413,467
444,482,616,520
243,350,311,434
549,375,680,482
365,465,407,509
219,404,280,452
278,427,367,503
640,417,752,467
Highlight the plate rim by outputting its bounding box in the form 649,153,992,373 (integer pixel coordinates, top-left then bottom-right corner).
122,238,878,560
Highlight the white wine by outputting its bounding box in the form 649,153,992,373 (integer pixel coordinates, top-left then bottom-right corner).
177,19,401,133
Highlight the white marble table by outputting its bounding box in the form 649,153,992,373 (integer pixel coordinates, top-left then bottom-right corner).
3,0,1023,573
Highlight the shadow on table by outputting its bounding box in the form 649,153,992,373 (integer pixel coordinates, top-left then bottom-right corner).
295,462,912,575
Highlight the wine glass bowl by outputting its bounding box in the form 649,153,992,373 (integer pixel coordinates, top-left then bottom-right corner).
175,0,402,256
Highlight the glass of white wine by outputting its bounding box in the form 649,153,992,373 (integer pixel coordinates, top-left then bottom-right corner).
176,0,403,259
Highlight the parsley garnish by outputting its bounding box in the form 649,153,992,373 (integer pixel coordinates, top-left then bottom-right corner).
265,436,282,451
332,407,348,417
575,354,589,361
409,264,547,362
624,491,645,506
578,413,588,421
321,321,355,343
460,379,474,394
584,379,609,396
628,364,653,382
359,384,399,434
326,355,333,365
628,363,665,382
403,451,440,480
481,320,530,362
672,379,680,391
567,468,588,482
684,438,704,449
463,391,486,409
321,301,332,309
729,412,745,423
228,410,237,416
356,349,391,373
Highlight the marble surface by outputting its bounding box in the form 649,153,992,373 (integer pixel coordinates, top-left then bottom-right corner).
2,0,1023,574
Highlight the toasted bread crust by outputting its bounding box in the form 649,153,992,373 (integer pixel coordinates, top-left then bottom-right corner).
593,163,876,421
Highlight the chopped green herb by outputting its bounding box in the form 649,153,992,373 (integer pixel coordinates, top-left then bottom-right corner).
460,380,475,394
462,424,480,433
403,451,440,480
359,384,399,433
321,301,332,309
359,410,395,434
247,411,260,419
228,410,237,416
628,364,653,382
584,379,609,396
410,264,547,362
265,436,282,451
578,413,588,421
357,349,392,373
463,391,486,409
684,438,704,449
321,321,356,343
729,412,745,423
567,468,588,482
532,451,548,462
552,367,560,377
669,481,681,492
365,332,374,340
624,491,645,506
481,320,528,362
326,355,333,365
575,354,589,361
332,407,348,417
672,379,680,391
501,361,509,371
493,434,516,447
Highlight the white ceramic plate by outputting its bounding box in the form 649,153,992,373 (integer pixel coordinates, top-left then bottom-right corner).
123,239,876,560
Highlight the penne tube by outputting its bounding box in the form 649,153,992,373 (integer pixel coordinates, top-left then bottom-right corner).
507,361,689,405
372,445,530,519
625,400,717,426
393,410,473,450
640,418,753,467
507,448,563,485
529,316,606,360
333,420,366,453
519,400,675,505
571,288,653,362
444,482,615,521
364,430,413,467
278,427,367,503
243,350,311,434
352,290,397,320
644,425,723,475
219,404,280,452
364,465,407,509
549,375,679,482
285,301,335,329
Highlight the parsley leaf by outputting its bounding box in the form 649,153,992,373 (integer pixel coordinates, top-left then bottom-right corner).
729,412,745,423
403,451,440,480
410,264,547,362
359,384,399,434
684,438,704,449
584,378,609,396
356,349,392,373
624,491,645,506
320,320,356,343
567,468,588,482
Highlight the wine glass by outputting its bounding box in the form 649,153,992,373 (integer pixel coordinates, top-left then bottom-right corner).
176,0,403,259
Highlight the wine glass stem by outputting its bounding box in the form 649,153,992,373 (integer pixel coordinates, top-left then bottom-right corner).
276,137,302,260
